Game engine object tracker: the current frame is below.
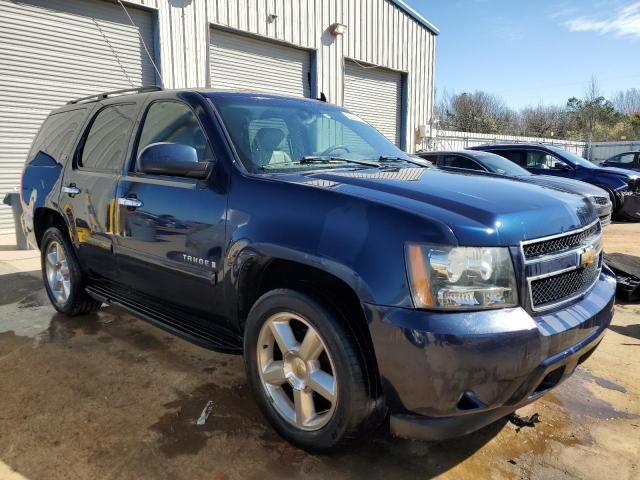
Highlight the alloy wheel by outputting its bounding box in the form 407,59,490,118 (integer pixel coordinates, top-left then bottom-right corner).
257,312,338,431
45,240,71,305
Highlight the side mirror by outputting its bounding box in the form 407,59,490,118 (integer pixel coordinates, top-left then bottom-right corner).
553,162,569,171
138,142,212,179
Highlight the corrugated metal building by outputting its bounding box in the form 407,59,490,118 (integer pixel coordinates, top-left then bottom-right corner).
0,0,438,233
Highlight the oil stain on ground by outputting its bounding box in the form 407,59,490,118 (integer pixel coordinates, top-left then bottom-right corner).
544,368,638,420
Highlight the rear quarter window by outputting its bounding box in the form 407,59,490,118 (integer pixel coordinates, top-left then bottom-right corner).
80,104,137,172
492,149,527,167
28,108,89,164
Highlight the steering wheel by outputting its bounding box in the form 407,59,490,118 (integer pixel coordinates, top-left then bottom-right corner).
319,145,351,156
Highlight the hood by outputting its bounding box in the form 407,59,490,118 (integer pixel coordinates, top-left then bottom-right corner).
520,175,609,197
272,167,597,246
596,166,639,179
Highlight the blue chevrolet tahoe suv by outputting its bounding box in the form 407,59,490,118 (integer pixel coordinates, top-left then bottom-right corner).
20,88,616,452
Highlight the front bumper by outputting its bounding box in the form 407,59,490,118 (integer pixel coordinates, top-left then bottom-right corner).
365,267,616,440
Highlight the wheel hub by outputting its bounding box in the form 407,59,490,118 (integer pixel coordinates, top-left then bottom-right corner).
283,353,309,390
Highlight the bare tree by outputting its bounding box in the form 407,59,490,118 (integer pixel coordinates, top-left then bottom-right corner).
520,104,572,138
613,88,640,115
436,90,517,134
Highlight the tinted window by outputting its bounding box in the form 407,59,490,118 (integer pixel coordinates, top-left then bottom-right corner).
136,101,213,167
80,104,137,171
471,152,530,176
492,149,527,167
29,108,88,163
442,155,483,170
616,153,636,164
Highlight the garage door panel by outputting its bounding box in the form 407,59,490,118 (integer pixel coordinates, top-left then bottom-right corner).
344,61,402,146
0,0,155,233
210,29,310,98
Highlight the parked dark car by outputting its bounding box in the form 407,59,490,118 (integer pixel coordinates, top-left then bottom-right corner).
21,88,615,452
418,150,613,226
602,151,640,171
469,144,640,218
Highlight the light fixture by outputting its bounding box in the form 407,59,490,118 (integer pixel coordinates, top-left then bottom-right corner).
267,13,277,22
330,22,347,35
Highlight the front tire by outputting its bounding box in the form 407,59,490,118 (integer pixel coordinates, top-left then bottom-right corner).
40,227,101,316
244,289,373,452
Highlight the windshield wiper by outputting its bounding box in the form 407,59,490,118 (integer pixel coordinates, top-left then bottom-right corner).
377,155,432,168
299,156,379,168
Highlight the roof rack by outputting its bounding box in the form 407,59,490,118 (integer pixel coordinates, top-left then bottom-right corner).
66,85,163,105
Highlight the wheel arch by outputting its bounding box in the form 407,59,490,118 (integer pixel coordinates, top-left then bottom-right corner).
235,251,382,399
33,207,69,248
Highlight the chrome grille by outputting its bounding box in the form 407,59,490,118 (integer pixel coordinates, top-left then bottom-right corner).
592,196,610,206
531,261,600,308
523,223,600,259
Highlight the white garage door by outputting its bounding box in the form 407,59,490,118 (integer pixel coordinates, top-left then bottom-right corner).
344,61,403,146
0,0,156,233
209,29,311,98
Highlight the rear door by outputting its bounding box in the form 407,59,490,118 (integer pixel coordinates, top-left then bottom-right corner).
61,101,138,281
114,95,227,319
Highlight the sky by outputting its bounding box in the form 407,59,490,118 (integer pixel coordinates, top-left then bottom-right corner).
409,0,640,109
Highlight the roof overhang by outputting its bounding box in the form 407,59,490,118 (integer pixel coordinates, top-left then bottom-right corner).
389,0,439,35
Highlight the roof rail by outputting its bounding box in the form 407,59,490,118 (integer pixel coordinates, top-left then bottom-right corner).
66,85,163,105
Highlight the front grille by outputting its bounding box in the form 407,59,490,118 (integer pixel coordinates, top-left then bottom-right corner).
523,223,599,259
592,196,610,206
530,261,600,308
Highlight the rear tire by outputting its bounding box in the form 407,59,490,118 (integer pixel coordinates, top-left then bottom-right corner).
244,289,373,452
40,227,101,316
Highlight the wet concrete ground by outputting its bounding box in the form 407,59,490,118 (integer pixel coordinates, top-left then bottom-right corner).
0,224,639,480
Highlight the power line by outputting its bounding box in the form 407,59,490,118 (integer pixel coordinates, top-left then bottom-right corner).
117,0,164,88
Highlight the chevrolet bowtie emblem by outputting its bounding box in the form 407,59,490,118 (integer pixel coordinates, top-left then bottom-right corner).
580,245,597,268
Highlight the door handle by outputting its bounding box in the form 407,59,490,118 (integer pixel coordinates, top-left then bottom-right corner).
62,185,80,196
117,197,144,208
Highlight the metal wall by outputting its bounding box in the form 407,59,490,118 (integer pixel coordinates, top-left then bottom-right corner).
587,141,640,163
126,0,437,151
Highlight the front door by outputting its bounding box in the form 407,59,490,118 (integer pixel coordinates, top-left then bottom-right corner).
525,150,576,179
602,152,639,171
62,102,138,281
114,99,227,319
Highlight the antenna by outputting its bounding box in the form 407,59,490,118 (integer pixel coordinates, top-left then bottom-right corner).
117,0,164,88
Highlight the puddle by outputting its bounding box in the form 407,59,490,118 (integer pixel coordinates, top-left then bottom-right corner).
0,272,43,305
149,382,269,457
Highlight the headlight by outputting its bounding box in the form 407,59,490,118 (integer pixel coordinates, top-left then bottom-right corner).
405,244,518,310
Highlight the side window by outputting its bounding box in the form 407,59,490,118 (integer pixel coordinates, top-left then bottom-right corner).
493,150,526,167
442,155,483,170
527,151,566,169
617,153,636,164
136,101,213,168
29,108,88,163
80,104,137,171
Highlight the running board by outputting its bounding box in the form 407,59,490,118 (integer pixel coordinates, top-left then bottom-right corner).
86,284,242,354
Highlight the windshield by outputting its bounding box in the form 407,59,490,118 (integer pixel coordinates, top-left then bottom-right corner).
210,94,412,172
546,145,597,169
473,151,531,176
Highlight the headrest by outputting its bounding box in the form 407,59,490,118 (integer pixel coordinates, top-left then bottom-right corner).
255,127,285,151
